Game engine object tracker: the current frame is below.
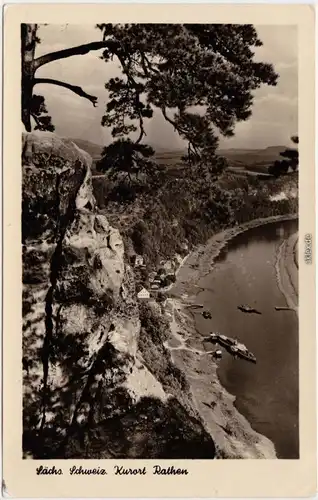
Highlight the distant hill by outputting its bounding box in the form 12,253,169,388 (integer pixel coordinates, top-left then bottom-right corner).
216,146,288,174
218,146,287,172
153,145,289,172
218,146,286,155
68,137,288,175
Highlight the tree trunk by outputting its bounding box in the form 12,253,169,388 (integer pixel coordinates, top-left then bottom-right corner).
21,24,37,132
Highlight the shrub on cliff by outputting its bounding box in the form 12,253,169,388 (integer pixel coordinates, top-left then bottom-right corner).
139,302,169,344
138,303,190,396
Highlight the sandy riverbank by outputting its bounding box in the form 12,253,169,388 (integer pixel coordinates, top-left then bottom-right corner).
275,232,298,314
164,213,298,459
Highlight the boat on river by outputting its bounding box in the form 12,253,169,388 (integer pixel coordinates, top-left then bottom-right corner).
217,334,237,349
237,304,262,315
203,332,219,343
202,310,212,319
230,343,257,364
203,333,257,363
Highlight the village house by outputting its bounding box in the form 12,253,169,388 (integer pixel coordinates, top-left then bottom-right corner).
148,271,157,282
134,255,145,267
150,283,160,291
137,287,150,300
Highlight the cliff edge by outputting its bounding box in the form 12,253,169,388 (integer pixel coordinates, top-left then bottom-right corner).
22,131,215,459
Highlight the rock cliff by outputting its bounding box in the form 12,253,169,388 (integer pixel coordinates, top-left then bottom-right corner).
22,132,215,459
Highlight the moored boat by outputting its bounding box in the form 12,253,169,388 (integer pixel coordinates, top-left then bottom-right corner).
203,332,219,342
230,343,256,363
203,332,257,363
237,304,262,315
217,335,237,349
202,310,212,319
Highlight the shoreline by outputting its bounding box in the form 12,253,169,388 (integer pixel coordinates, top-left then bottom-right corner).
165,213,298,458
168,213,298,299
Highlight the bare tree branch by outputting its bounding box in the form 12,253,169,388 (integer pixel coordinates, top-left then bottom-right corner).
34,78,98,107
34,40,110,70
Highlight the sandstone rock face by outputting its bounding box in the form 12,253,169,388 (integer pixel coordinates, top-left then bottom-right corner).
22,132,215,459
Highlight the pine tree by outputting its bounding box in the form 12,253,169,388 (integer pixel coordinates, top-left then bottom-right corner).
21,23,278,176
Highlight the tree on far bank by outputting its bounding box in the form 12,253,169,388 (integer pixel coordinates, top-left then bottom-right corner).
21,23,278,178
268,136,299,177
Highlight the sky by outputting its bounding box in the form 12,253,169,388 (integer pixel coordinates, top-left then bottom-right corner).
35,24,298,150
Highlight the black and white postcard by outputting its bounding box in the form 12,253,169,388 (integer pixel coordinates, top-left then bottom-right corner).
2,3,316,498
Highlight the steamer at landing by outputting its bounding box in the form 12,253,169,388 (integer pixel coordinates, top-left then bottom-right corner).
203,332,257,364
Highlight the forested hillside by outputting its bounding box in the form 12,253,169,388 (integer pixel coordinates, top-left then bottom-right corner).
91,153,298,273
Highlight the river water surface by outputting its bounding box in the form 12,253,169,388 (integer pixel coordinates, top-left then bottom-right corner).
193,219,299,458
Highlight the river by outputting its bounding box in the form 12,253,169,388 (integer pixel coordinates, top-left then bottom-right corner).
192,219,299,459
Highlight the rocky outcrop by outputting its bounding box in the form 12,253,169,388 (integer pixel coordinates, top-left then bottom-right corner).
22,131,215,459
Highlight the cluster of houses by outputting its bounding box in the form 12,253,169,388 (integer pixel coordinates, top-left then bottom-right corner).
132,254,178,301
